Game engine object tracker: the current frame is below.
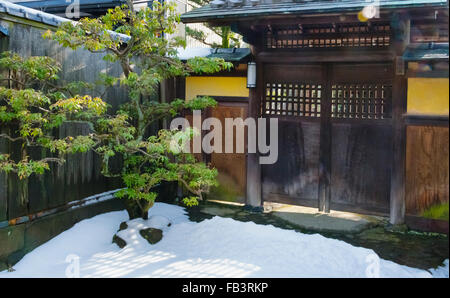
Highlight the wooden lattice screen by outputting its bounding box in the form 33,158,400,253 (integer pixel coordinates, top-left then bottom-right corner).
263,82,392,119
264,82,322,117
331,83,392,119
266,22,391,49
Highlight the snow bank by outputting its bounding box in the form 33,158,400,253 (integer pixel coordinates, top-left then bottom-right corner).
0,203,445,278
176,47,212,60
429,259,449,278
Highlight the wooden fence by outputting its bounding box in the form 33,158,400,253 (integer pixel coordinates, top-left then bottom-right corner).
0,13,127,223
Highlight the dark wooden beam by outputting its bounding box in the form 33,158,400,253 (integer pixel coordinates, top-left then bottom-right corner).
245,44,263,208
389,14,410,225
404,114,449,127
406,69,449,78
206,96,249,103
318,63,331,213
206,8,447,31
257,50,395,63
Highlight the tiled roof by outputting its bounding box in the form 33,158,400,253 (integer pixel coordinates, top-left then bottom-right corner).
0,0,130,41
7,0,126,14
0,0,72,26
177,47,251,62
208,47,251,61
181,0,449,23
403,43,449,61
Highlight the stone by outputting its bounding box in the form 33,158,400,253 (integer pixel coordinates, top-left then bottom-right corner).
139,228,163,245
201,206,237,217
119,221,128,231
270,205,379,233
243,205,264,213
112,234,127,248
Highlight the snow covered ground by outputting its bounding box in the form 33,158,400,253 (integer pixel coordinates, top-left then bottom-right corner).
0,203,448,278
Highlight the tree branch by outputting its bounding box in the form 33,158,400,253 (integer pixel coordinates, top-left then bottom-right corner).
0,134,23,142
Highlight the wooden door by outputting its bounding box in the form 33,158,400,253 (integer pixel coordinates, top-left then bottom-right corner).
261,64,324,207
328,63,393,214
208,100,248,203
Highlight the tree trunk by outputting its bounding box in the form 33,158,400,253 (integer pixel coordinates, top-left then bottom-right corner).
221,27,231,48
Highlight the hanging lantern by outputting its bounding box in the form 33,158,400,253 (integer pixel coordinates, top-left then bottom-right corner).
247,62,256,88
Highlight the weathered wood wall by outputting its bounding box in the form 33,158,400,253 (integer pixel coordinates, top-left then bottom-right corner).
330,123,392,213
0,17,127,222
262,119,320,204
406,125,449,216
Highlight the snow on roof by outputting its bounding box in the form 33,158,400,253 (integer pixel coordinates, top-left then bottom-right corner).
0,0,130,42
0,1,249,62
0,0,71,26
176,47,251,62
176,47,213,60
181,0,449,23
7,0,126,17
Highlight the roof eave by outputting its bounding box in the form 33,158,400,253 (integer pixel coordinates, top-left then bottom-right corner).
181,2,449,24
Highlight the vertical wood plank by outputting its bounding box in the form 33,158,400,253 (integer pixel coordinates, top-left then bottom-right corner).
318,63,331,212
390,15,410,225
262,120,320,200
405,126,449,215
246,45,262,207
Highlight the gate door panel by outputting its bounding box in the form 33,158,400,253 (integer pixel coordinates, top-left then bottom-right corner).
329,63,393,213
261,63,393,214
262,64,324,206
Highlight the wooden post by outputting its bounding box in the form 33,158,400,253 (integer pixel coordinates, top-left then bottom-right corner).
246,45,262,207
390,14,410,225
318,63,331,213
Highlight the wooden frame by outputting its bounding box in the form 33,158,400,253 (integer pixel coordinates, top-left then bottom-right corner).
238,12,417,223
182,7,448,229
404,114,449,126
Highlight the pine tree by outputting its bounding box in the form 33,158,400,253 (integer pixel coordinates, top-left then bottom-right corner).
186,0,242,48
41,0,232,218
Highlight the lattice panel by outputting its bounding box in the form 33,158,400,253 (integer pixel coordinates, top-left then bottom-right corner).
264,82,322,117
266,23,391,49
331,83,392,119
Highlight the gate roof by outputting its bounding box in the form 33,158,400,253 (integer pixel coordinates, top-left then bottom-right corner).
181,0,449,24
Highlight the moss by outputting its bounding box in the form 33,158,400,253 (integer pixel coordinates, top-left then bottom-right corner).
422,202,449,221
209,182,242,203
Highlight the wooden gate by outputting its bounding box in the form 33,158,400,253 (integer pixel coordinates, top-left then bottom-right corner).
262,63,393,214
